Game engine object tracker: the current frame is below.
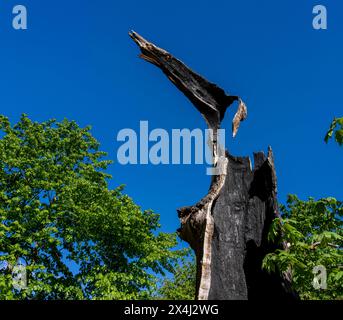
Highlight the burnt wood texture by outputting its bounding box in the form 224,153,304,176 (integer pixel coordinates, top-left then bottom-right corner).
130,31,296,300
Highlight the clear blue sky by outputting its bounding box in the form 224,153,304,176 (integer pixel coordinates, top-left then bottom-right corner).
0,0,342,237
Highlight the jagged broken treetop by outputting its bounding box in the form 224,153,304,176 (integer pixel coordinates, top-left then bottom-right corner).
129,31,247,137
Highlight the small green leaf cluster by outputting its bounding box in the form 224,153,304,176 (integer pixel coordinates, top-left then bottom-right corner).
325,117,343,145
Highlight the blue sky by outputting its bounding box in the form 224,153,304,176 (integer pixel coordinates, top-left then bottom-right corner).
0,0,342,239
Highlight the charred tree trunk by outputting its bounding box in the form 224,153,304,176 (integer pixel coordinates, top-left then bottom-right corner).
130,31,296,300
178,149,295,300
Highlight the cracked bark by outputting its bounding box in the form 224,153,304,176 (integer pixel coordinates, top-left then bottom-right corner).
130,31,296,300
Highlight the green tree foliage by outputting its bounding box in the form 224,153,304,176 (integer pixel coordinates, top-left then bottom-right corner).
325,117,343,145
263,196,343,300
157,250,196,300
263,120,343,300
0,115,184,300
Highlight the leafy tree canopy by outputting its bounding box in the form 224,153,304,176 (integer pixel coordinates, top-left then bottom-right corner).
263,118,343,300
0,115,184,300
157,250,196,300
263,195,343,300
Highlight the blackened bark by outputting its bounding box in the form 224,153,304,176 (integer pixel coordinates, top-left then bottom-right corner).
177,148,295,300
208,149,294,300
130,31,296,300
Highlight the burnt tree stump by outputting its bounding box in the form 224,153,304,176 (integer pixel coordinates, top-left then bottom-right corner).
130,31,296,300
